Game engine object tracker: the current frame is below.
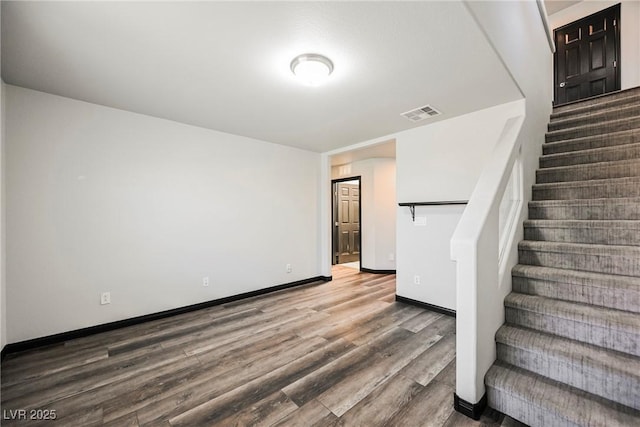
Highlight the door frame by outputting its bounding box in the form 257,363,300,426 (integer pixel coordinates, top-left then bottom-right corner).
553,3,621,105
331,176,362,269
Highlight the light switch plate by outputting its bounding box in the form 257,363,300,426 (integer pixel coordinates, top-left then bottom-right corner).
414,216,427,226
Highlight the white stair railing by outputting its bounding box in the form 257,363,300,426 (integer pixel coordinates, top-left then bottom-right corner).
450,110,525,407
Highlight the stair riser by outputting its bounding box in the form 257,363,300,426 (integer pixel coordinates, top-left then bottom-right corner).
512,276,640,313
540,145,640,168
496,344,639,410
543,129,640,155
487,388,582,427
518,248,640,276
528,202,640,220
553,87,640,115
524,226,640,246
505,307,640,356
552,96,640,121
487,363,640,427
533,182,640,201
536,162,640,183
546,116,640,143
549,106,640,132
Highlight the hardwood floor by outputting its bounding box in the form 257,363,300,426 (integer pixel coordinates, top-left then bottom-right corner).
1,266,524,426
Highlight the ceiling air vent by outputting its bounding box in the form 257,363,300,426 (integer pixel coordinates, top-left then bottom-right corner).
400,104,441,122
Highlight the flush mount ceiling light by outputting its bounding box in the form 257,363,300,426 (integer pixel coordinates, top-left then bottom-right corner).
290,53,334,86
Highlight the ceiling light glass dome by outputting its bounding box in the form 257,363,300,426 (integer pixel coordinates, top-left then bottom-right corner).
290,53,334,86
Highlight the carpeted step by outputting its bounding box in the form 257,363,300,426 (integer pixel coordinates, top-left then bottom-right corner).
512,264,640,313
540,142,640,168
543,129,640,155
549,104,640,132
528,198,640,220
504,293,640,356
486,362,640,427
553,86,640,115
546,116,640,143
532,177,640,201
523,219,640,245
495,325,640,410
518,240,640,276
551,94,640,122
536,159,640,183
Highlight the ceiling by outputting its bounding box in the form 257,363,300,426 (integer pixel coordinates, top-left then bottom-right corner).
544,0,582,16
2,1,521,153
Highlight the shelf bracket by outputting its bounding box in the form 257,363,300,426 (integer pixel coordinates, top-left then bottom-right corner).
408,205,416,221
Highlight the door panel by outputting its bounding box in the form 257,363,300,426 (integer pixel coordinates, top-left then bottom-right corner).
554,4,620,104
340,231,350,254
353,230,360,255
336,182,360,264
341,200,350,222
590,38,604,69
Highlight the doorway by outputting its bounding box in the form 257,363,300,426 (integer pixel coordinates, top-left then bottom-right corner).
331,177,361,268
554,3,620,105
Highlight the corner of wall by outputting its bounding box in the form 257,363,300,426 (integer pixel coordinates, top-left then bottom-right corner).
1,79,6,350
1,3,6,350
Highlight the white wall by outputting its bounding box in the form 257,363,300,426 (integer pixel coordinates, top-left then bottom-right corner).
332,158,396,271
549,0,640,93
6,85,321,343
396,102,526,203
396,100,524,310
397,204,465,309
372,160,396,270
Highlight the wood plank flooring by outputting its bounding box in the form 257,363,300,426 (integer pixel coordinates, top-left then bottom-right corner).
1,266,525,426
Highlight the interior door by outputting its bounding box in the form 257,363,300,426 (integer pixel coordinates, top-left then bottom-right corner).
554,4,620,105
337,182,360,264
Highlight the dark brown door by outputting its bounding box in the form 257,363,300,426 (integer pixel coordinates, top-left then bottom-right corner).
337,182,360,264
554,4,620,105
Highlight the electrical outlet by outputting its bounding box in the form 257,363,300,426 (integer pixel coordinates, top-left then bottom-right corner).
203,277,209,287
389,253,395,261
286,264,292,273
413,275,420,285
100,292,111,305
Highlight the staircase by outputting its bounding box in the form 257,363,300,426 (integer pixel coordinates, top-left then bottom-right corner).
485,88,640,426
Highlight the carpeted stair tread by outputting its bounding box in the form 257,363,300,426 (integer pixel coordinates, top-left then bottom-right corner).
552,86,640,114
523,219,640,245
486,362,640,427
540,142,640,168
536,159,640,183
504,293,640,356
551,94,640,121
495,325,640,409
511,264,640,313
543,129,640,155
518,240,640,276
532,176,640,201
546,115,640,143
528,197,640,220
549,104,640,132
